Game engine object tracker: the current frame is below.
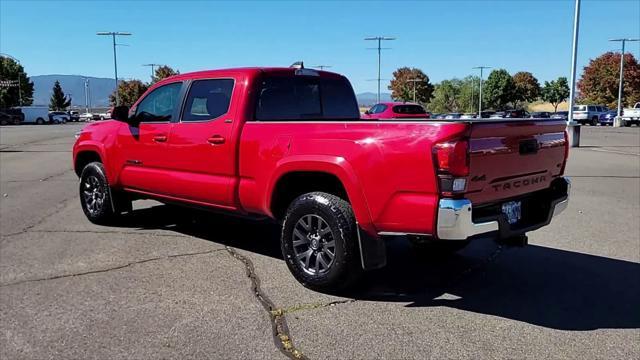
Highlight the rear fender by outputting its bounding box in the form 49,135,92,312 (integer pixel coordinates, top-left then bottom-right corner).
268,155,386,270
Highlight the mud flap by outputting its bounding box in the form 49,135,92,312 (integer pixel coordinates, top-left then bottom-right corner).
356,224,387,270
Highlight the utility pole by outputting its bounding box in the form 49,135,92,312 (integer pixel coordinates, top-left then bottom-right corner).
97,32,131,106
365,36,396,103
609,38,639,125
143,63,162,81
83,78,89,114
472,66,491,116
314,65,332,70
568,0,581,127
407,78,422,103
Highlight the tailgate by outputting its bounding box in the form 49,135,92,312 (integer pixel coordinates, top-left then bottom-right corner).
465,119,567,205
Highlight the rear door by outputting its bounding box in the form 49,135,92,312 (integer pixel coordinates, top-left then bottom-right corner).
163,76,240,209
465,119,567,205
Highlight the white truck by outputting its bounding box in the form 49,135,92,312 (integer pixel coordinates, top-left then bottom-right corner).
621,102,640,127
19,106,49,125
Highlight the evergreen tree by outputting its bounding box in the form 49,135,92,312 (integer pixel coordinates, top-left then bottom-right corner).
49,80,71,110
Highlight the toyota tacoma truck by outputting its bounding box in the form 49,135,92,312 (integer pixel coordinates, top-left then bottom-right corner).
73,65,570,291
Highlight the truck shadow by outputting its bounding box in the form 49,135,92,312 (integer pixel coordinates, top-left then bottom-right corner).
116,204,640,331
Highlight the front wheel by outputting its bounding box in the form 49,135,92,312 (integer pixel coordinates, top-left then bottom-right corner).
591,117,599,126
281,192,361,292
79,162,130,225
36,118,45,125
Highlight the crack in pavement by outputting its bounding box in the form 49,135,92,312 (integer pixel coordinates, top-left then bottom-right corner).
271,299,357,316
224,246,307,360
0,248,224,287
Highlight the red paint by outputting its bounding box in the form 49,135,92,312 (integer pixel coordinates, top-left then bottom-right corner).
73,67,568,237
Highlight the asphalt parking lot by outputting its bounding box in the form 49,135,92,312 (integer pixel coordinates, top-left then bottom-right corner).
1,123,639,359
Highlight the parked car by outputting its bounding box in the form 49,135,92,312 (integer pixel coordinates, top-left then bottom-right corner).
49,111,70,124
362,102,429,119
19,106,49,124
444,113,462,119
529,112,551,119
599,110,617,126
73,66,570,291
460,113,476,119
621,102,640,127
490,112,505,119
69,111,80,122
79,113,100,121
573,105,608,126
0,108,24,125
551,111,569,120
503,109,529,118
479,111,495,118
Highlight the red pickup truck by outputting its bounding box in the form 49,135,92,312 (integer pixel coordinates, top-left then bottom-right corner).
73,66,570,291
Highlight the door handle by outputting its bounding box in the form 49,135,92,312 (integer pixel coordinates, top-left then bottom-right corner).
207,135,225,145
153,134,168,143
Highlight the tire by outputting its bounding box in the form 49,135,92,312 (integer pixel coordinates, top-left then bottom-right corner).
36,118,45,125
408,235,470,256
79,162,130,225
281,192,361,292
591,117,599,126
624,121,631,127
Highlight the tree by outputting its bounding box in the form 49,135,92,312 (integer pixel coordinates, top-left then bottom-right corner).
428,79,461,113
541,77,570,113
152,65,179,84
49,80,71,110
388,67,434,104
483,69,516,110
109,79,149,107
0,55,34,108
512,71,541,106
577,52,640,109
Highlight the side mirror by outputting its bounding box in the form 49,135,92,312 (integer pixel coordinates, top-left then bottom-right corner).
364,110,370,115
111,106,130,122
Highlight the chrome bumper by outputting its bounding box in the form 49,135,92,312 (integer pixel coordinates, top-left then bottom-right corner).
437,178,571,241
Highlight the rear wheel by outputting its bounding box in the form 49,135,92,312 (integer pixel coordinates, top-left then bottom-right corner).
281,192,361,292
36,118,45,125
591,117,599,126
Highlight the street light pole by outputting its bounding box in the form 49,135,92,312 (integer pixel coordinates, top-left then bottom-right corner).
568,0,581,126
407,78,422,103
472,66,491,116
609,38,639,124
143,63,162,81
97,32,131,106
365,36,396,103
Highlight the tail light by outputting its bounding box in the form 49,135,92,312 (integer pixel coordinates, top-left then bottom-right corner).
433,140,469,176
433,139,469,197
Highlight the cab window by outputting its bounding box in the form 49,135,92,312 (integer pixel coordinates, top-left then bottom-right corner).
135,82,182,122
182,79,234,122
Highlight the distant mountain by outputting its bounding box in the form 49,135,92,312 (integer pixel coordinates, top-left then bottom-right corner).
31,75,115,107
356,92,393,107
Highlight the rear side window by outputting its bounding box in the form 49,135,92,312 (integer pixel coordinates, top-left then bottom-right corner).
392,105,426,114
255,75,359,121
182,79,234,122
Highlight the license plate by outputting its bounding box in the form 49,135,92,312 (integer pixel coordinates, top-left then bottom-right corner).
502,201,522,224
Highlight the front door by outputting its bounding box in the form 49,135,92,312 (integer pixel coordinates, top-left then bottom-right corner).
117,81,183,195
163,77,239,209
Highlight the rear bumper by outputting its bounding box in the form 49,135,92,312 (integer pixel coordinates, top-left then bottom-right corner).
437,177,570,241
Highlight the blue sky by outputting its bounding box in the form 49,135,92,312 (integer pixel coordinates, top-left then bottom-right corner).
1,0,639,93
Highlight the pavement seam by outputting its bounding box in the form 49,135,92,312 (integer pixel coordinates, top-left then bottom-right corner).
9,229,192,238
224,246,307,360
1,195,78,239
0,248,225,287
